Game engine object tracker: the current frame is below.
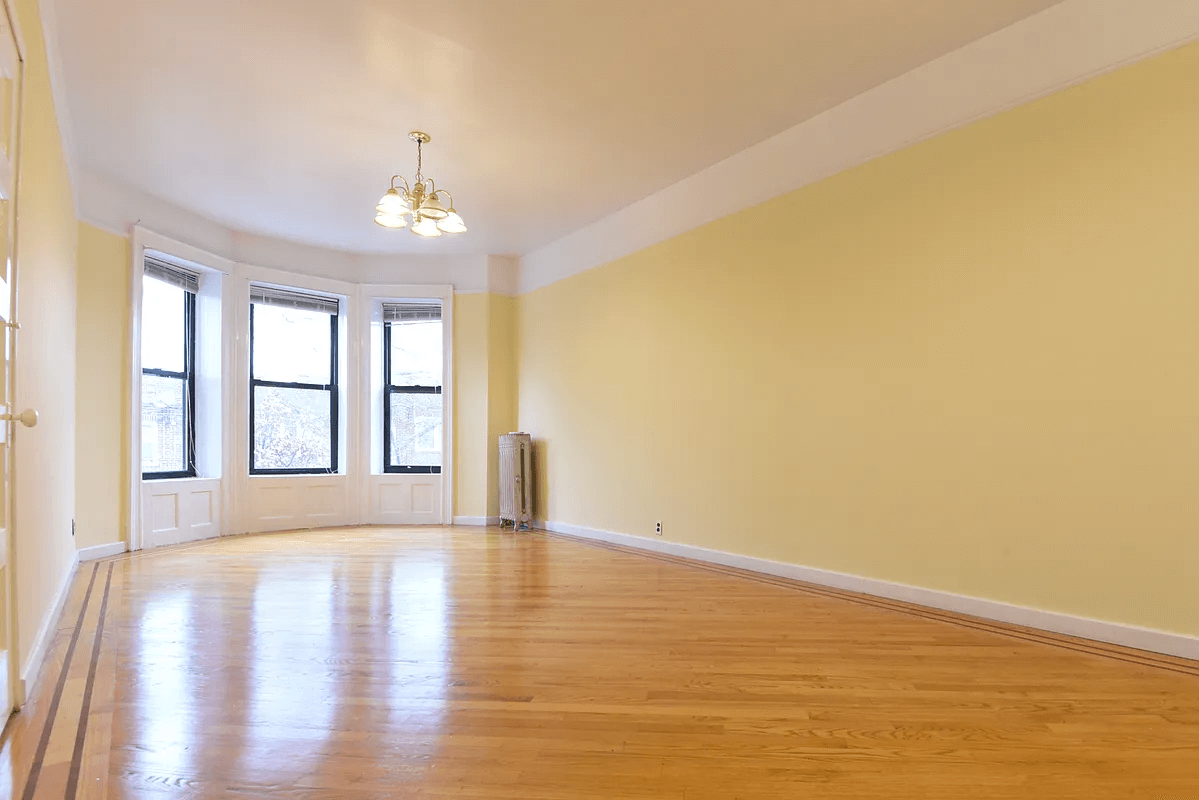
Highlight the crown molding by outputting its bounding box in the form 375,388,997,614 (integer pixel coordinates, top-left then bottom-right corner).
520,0,1199,294
78,167,236,257
77,164,502,291
79,168,500,291
355,252,491,292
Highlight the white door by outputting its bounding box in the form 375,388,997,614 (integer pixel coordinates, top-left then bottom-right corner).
0,2,24,712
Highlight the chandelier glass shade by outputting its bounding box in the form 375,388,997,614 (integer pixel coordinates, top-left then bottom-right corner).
374,132,467,236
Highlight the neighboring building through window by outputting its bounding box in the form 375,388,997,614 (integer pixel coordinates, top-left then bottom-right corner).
383,302,443,473
250,285,340,474
141,257,198,479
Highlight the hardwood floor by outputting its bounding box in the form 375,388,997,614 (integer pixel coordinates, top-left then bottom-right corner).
2,526,1197,798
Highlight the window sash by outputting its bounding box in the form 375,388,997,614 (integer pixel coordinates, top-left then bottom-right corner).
383,321,443,474
142,289,197,479
249,302,340,475
384,387,443,474
250,385,336,474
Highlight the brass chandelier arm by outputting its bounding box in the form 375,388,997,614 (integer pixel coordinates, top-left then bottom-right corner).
375,131,465,235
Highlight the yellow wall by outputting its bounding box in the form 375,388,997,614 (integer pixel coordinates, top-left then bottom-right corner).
75,223,130,549
517,43,1199,637
453,293,489,518
486,294,518,517
13,0,80,684
453,292,519,519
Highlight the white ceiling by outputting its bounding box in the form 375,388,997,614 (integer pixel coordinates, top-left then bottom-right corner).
52,0,1062,256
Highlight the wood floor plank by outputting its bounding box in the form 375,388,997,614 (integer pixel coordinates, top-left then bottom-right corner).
3,527,1198,798
18,564,103,800
0,565,97,798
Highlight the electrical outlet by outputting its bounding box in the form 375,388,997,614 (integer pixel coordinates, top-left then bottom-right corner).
655,521,662,536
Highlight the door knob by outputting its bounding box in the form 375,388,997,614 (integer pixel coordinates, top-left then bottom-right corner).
2,409,37,427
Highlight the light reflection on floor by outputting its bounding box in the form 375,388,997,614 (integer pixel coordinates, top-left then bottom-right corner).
240,566,335,783
389,558,448,724
115,545,457,791
129,589,195,778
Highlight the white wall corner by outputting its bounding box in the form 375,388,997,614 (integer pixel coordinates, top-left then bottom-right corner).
78,541,128,562
486,256,521,297
518,0,1199,294
18,547,81,702
539,521,1199,663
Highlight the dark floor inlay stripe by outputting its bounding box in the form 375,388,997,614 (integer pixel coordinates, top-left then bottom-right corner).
64,563,114,800
22,563,100,800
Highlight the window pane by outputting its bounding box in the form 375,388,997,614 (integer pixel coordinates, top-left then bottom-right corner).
142,275,185,372
253,303,333,384
389,392,442,468
254,386,332,471
142,374,185,474
389,321,442,387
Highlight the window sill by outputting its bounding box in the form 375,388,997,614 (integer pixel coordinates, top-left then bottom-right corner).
142,475,219,484
247,472,346,479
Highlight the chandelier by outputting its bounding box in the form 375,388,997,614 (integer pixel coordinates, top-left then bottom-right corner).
374,131,466,237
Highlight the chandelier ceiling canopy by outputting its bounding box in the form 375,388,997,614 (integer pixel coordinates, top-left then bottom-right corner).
374,132,466,237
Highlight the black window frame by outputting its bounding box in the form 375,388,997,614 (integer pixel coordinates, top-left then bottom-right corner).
382,320,443,474
249,300,340,475
141,284,198,480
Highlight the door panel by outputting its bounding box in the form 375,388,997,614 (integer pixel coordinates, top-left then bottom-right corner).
372,476,443,525
0,1,22,711
141,479,222,549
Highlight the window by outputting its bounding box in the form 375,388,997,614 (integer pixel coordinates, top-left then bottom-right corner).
250,285,340,474
141,257,198,479
383,302,443,473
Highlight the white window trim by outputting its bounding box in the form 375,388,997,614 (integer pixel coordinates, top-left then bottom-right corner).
358,284,454,526
243,273,347,477
232,263,356,534
127,227,234,551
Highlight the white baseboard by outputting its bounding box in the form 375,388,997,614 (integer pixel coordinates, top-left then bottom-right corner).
537,520,1199,662
453,516,501,527
19,548,81,703
78,541,127,562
